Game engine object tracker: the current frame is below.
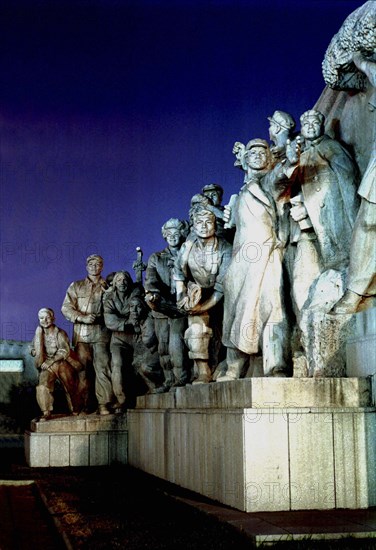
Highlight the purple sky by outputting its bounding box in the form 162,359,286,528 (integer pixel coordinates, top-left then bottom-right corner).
0,0,363,341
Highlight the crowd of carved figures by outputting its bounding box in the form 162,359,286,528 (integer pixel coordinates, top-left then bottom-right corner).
31,3,375,420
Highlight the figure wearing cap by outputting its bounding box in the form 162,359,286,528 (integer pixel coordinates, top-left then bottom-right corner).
174,205,232,384
62,254,113,415
233,109,296,172
144,218,190,390
218,139,291,382
201,183,233,242
275,108,360,376
284,109,359,313
268,110,297,160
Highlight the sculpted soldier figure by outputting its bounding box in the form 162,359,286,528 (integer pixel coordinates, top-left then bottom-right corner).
61,254,113,415
285,109,359,314
145,218,189,390
127,296,164,393
174,205,232,384
218,139,290,381
267,110,296,161
233,110,296,171
202,183,234,242
103,271,141,412
31,308,82,421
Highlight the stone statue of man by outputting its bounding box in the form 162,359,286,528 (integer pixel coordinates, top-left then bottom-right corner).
174,206,232,384
61,254,113,415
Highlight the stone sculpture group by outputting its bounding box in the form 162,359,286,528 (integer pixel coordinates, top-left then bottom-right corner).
31,1,375,420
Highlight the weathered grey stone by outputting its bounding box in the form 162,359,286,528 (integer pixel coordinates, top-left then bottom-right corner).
50,435,70,467
24,431,50,467
127,405,376,512
89,433,109,466
171,378,372,409
70,434,90,466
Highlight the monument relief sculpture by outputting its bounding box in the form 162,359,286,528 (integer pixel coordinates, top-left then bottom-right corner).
219,139,290,381
201,183,233,242
61,254,113,415
126,295,164,394
174,205,232,384
232,110,296,174
145,218,190,391
31,308,82,421
321,1,376,314
283,109,360,376
103,270,142,412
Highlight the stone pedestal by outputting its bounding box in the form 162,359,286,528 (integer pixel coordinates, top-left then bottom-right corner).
128,378,376,513
25,414,127,467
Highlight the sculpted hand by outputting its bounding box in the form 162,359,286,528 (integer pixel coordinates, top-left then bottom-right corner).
145,292,160,310
290,204,308,222
223,205,232,224
78,313,96,324
286,137,301,164
147,292,160,303
40,362,49,371
232,141,245,157
187,303,203,315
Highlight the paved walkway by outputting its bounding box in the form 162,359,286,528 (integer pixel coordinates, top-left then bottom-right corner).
0,481,65,550
1,447,376,549
173,494,376,546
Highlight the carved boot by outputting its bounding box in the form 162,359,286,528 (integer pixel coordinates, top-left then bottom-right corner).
192,360,212,384
217,348,247,382
331,289,362,315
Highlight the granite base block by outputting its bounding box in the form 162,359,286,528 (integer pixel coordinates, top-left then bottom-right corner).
128,379,376,513
25,413,128,467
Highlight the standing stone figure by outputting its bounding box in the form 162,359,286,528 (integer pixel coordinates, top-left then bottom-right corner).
61,254,113,415
145,218,189,390
31,308,81,421
285,109,359,314
174,206,232,384
218,139,290,381
332,52,376,314
267,110,296,162
103,271,141,412
126,295,164,393
284,110,359,376
233,110,296,172
202,183,235,243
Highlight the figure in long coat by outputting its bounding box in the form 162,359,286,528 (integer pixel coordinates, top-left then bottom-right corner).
219,139,290,380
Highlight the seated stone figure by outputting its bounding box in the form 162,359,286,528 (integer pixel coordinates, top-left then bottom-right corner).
31,308,82,421
174,205,232,384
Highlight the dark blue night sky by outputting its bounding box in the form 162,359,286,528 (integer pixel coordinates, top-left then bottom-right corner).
0,0,363,341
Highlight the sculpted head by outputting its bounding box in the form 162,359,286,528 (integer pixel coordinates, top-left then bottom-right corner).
190,206,216,239
38,308,55,328
300,110,325,141
161,218,187,248
112,270,133,293
202,183,224,207
86,254,104,277
129,296,147,322
268,110,295,144
244,139,270,171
